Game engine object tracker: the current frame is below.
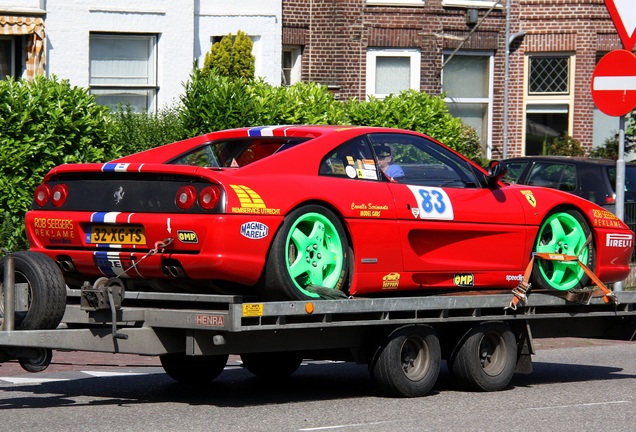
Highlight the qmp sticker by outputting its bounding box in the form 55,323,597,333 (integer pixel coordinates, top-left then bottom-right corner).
407,186,454,220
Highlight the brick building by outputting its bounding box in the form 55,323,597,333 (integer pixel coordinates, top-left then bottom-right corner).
282,0,625,159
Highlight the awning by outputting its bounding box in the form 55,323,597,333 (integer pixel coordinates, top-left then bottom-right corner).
0,15,45,79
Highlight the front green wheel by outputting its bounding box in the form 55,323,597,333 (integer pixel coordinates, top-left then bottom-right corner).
265,205,349,300
532,209,594,291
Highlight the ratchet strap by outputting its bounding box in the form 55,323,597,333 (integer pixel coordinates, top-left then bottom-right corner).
506,250,618,310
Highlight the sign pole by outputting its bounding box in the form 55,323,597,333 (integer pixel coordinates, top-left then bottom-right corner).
614,115,626,292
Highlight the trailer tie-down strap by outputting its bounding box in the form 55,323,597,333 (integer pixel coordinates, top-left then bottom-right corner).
506,252,619,310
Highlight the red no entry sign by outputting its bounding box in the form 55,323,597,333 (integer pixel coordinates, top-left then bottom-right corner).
591,50,636,117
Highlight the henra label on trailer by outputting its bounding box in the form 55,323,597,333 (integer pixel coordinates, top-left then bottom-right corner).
605,0,636,51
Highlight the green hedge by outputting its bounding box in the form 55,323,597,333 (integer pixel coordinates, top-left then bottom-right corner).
0,76,120,250
180,70,479,158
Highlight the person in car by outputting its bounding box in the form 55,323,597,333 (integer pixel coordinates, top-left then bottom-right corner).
375,144,404,181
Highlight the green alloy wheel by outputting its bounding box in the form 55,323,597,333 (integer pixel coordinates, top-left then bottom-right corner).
265,205,349,300
532,210,594,291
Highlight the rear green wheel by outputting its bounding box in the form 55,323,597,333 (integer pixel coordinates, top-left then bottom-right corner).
265,205,349,300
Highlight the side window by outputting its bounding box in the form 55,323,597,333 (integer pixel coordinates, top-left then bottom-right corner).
319,136,378,180
560,164,576,192
367,133,482,188
502,161,529,184
527,162,572,190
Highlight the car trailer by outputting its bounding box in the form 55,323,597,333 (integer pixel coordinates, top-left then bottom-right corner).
1,252,636,397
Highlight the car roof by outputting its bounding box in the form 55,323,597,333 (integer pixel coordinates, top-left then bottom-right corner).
502,156,618,167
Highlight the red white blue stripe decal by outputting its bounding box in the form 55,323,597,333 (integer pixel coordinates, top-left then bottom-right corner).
101,163,144,172
93,251,141,278
247,126,291,137
90,212,122,223
102,163,131,172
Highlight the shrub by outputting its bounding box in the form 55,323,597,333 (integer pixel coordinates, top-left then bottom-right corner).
0,76,119,250
111,105,187,156
345,90,480,158
546,135,585,156
180,69,262,136
180,71,479,157
202,30,255,80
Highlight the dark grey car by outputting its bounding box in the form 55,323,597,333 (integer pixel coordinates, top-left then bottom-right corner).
501,156,636,216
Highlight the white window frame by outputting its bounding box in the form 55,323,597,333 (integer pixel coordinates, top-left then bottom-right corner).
442,50,494,158
89,33,158,112
282,45,302,86
366,0,425,6
441,1,502,8
366,48,421,100
523,53,576,155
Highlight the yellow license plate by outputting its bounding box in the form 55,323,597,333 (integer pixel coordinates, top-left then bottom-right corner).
88,225,146,245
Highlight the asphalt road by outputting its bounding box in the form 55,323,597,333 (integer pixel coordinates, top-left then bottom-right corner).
0,339,634,432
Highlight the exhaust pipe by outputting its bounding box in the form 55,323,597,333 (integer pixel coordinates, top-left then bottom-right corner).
162,265,186,278
57,260,76,273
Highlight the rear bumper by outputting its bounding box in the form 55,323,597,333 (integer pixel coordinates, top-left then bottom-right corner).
26,211,283,286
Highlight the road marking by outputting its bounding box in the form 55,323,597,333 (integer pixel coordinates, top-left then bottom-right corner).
298,420,400,431
0,377,70,384
81,371,150,377
526,400,630,410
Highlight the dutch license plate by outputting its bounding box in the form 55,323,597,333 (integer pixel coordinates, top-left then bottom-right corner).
88,225,146,245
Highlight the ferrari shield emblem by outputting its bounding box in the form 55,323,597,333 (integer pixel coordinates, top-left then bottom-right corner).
521,190,537,207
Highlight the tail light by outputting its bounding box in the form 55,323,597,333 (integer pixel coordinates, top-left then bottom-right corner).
34,184,51,207
176,185,197,209
51,184,68,207
605,194,616,205
199,185,221,210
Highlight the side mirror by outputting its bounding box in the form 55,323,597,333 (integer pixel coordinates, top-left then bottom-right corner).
487,160,508,188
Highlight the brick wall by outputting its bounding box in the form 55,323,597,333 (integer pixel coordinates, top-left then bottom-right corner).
283,0,620,157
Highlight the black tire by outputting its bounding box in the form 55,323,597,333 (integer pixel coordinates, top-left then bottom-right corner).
240,352,303,379
265,205,350,300
19,348,53,373
0,251,66,330
370,326,441,398
531,209,595,291
449,322,517,392
160,352,228,384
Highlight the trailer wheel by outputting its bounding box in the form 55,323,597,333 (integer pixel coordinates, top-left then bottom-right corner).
0,251,66,330
532,209,594,291
160,352,228,384
450,322,517,392
265,205,349,301
370,326,441,397
240,352,303,379
19,348,53,373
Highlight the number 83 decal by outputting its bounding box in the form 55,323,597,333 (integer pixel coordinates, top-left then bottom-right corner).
407,186,454,220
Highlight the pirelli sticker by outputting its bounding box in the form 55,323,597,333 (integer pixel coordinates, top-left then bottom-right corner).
229,185,281,215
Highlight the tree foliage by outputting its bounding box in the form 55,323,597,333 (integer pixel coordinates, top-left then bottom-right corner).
0,76,120,250
202,30,255,80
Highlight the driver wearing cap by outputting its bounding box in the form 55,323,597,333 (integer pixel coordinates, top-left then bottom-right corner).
375,144,404,181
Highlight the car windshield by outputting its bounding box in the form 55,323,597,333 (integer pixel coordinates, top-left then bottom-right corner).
168,137,310,168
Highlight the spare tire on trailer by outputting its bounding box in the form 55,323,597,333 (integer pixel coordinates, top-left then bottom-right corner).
0,251,67,330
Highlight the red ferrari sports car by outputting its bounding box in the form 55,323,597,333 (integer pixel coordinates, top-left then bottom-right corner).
26,125,634,300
